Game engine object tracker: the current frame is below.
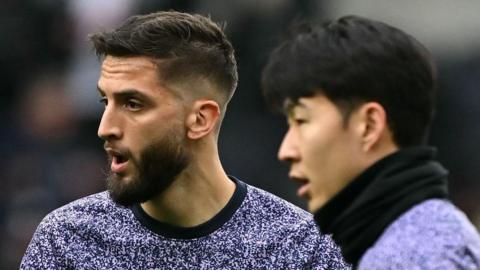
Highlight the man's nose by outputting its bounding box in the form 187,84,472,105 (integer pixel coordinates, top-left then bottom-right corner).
277,128,300,163
97,108,122,141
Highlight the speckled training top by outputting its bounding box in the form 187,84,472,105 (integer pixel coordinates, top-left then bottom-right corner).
21,178,349,269
359,199,480,269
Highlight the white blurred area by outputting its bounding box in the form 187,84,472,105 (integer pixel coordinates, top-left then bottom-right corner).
323,0,480,60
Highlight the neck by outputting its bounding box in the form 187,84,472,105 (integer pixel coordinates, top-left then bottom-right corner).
140,143,235,227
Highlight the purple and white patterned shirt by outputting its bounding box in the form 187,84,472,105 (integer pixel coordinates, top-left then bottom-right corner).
21,179,349,269
359,199,480,269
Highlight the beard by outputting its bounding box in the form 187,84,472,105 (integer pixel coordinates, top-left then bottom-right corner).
106,132,190,207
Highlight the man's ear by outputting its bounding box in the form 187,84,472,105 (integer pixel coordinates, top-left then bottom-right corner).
186,100,221,140
355,102,388,152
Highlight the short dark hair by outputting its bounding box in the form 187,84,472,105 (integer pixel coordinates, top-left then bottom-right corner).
90,11,238,104
262,15,436,147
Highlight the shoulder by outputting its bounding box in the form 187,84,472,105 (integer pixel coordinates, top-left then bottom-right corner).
239,184,350,269
45,191,122,223
360,199,480,269
31,191,130,242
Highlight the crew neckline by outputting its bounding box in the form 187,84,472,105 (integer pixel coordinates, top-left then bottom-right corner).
131,176,247,239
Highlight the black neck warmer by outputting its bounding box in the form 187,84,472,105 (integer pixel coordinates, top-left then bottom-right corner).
314,147,449,266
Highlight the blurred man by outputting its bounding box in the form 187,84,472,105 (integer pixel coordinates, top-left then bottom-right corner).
21,11,348,269
262,15,480,269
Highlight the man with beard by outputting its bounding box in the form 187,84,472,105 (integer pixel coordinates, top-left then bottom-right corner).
261,15,480,269
21,11,348,269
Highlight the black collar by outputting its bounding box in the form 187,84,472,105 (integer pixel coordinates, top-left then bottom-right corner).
131,176,247,239
314,147,449,265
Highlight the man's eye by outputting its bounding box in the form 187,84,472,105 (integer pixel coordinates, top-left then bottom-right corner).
124,100,143,110
294,118,307,125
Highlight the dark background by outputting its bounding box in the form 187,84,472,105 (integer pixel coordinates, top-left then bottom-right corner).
1,0,479,268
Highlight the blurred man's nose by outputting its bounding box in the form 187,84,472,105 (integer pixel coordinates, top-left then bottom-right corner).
278,128,299,163
97,108,122,141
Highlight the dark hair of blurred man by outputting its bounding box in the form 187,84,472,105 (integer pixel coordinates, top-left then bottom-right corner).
262,15,480,268
21,11,349,269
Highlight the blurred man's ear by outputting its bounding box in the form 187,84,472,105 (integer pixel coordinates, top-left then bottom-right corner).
186,100,220,140
354,102,388,152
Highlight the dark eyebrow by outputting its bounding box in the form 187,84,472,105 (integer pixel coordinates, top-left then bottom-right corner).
97,85,151,100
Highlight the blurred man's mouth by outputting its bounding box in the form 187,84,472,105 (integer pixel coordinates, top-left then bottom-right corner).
297,181,311,199
289,173,311,199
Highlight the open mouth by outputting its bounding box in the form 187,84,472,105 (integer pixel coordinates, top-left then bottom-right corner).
110,151,130,174
113,154,128,164
291,176,311,199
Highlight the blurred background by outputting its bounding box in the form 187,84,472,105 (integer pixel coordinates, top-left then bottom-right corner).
1,0,479,268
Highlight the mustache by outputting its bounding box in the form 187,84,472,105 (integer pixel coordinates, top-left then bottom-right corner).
103,143,131,157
